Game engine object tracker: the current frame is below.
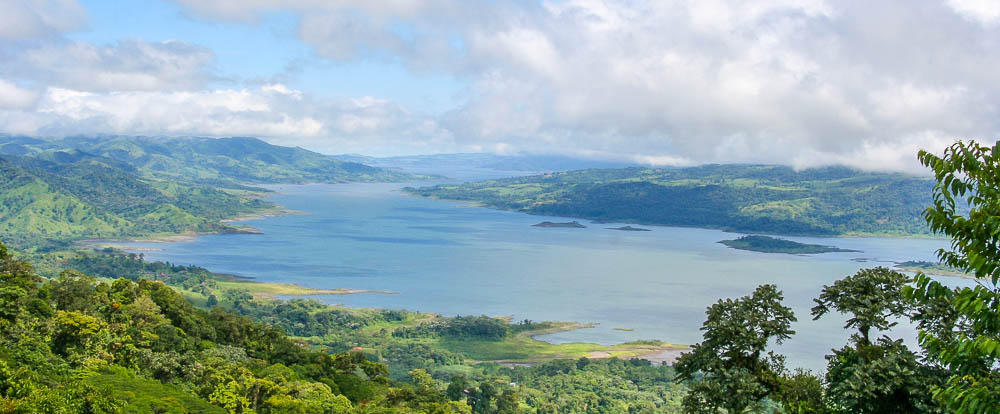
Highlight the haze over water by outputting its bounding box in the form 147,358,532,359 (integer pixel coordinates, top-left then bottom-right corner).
128,181,976,371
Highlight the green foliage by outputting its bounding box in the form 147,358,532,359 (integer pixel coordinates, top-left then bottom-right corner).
823,338,937,414
674,284,796,413
69,250,219,295
776,370,828,414
85,368,226,414
810,268,939,413
407,164,936,236
918,140,1000,283
502,358,684,413
811,267,912,345
903,140,1000,413
393,316,511,341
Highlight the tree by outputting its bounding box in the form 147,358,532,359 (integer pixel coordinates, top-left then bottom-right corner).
447,375,468,401
497,388,520,414
49,270,101,313
904,140,1000,413
0,286,26,324
0,242,38,292
674,284,796,413
811,267,912,346
776,369,828,414
811,267,937,413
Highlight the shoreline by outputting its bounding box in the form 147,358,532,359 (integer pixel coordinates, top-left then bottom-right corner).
404,191,946,240
475,321,689,366
218,280,398,299
81,204,299,246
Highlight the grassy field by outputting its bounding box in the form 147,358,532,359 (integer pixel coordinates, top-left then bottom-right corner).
437,336,685,363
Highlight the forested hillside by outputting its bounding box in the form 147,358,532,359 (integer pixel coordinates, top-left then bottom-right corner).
407,165,936,236
0,154,271,251
1,135,429,185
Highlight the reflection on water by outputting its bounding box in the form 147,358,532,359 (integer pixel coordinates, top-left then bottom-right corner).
126,183,975,371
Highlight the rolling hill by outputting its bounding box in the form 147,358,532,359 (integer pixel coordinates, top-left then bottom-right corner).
2,135,430,185
0,153,272,250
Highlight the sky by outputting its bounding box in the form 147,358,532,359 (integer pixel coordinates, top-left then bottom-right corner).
1,0,999,172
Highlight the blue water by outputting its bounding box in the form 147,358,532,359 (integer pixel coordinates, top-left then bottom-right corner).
126,182,976,371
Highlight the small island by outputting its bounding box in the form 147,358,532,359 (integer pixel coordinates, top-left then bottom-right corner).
533,221,587,228
608,226,651,232
719,235,859,254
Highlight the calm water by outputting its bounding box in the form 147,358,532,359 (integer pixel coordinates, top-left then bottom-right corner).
126,182,976,371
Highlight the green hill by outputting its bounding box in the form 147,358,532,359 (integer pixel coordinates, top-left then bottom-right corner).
405,165,937,236
56,135,429,184
1,135,431,185
0,154,271,250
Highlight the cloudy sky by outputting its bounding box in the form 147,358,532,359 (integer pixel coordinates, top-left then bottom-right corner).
1,0,998,171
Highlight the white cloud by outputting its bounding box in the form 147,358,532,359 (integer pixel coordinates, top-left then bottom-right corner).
0,0,87,40
165,0,998,171
0,79,39,109
946,0,1000,25
3,0,1000,171
1,84,456,155
2,39,215,92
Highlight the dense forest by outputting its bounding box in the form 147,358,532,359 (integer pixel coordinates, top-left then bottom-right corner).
406,164,936,236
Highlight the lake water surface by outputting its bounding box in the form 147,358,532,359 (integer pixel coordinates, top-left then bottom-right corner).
127,182,976,371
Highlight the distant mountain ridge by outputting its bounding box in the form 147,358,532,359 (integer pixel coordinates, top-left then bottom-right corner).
406,164,938,236
330,152,636,173
1,135,431,185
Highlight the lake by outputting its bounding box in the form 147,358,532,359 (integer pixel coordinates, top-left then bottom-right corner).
126,182,975,371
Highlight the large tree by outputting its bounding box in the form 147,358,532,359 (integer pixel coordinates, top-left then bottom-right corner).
675,284,796,413
812,267,939,413
905,140,1000,413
